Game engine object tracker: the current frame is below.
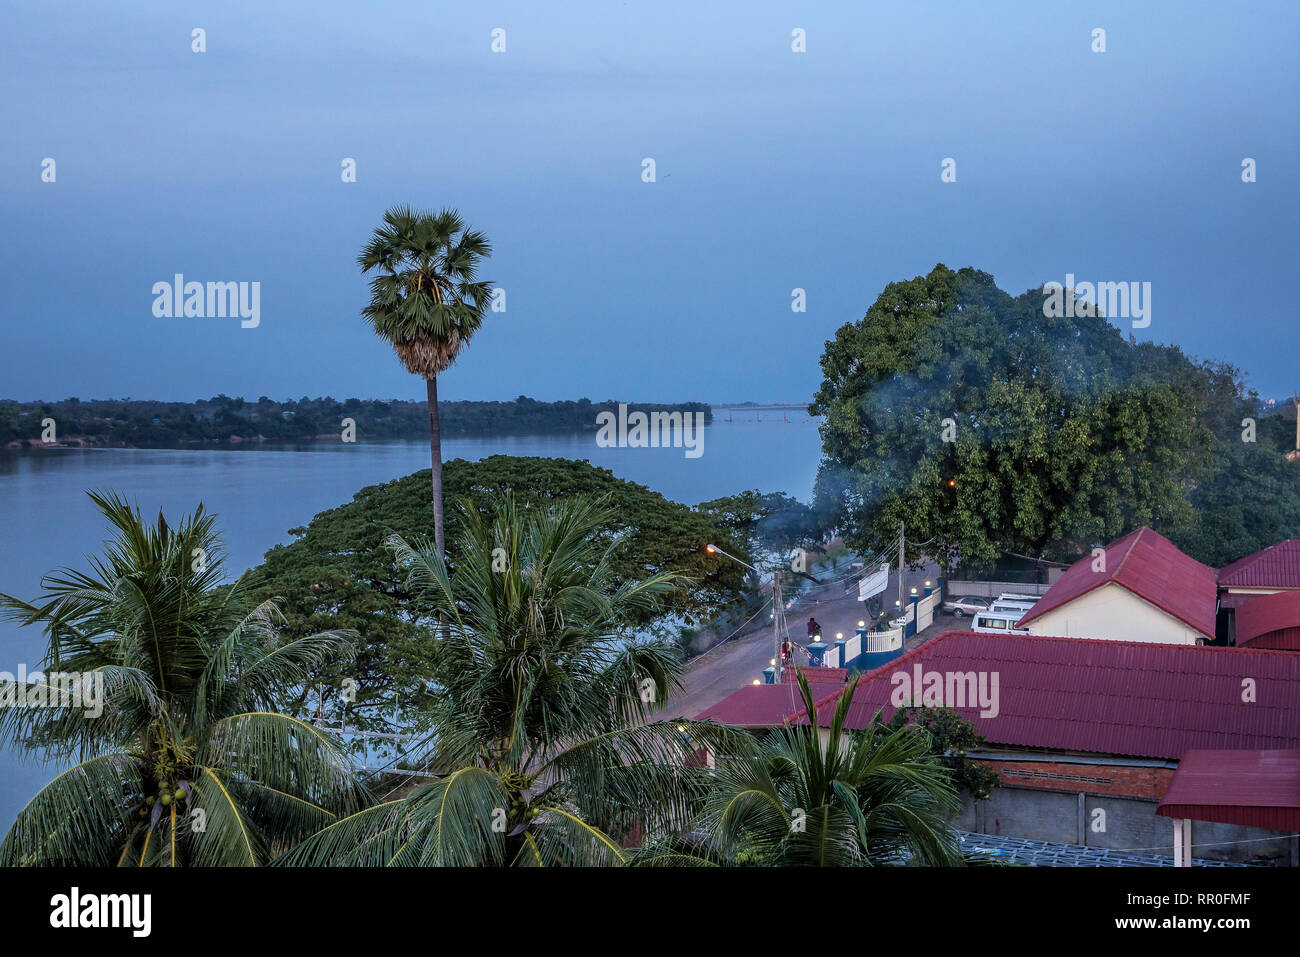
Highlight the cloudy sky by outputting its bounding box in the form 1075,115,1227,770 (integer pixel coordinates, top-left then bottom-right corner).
2,0,1296,404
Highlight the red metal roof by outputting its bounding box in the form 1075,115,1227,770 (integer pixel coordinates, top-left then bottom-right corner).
1218,540,1300,589
694,682,815,727
799,666,850,684
1155,749,1300,831
692,667,847,725
1016,527,1217,637
799,630,1300,761
1235,591,1300,650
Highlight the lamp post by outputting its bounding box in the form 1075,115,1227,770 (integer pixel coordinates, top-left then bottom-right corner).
707,543,784,684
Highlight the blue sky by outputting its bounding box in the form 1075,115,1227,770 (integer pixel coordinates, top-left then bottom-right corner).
2,0,1297,404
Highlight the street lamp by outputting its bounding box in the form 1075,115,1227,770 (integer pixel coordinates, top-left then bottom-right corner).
704,543,757,572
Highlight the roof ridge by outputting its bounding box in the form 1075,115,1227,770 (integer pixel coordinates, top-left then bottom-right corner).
873,628,1300,658
1109,525,1147,580
1219,539,1300,577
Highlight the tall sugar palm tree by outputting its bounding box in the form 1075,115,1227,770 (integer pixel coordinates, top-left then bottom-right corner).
278,494,733,866
0,491,364,866
685,670,965,866
358,205,493,555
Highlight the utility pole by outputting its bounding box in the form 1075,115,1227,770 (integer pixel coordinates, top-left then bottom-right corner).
897,520,905,627
773,571,783,684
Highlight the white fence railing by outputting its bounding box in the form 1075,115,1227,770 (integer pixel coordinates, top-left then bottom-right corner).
916,590,940,631
864,627,903,654
825,626,903,668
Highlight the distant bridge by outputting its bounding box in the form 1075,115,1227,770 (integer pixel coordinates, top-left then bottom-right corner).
710,404,810,412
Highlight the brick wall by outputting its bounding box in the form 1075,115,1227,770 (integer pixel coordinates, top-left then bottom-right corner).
980,757,1176,800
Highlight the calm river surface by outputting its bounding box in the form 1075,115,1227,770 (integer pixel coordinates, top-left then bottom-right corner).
0,411,822,830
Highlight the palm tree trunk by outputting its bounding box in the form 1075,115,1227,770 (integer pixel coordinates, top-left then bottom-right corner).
426,376,445,556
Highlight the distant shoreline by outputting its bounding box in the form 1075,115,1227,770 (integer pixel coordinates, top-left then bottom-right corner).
3,412,818,453
0,396,723,450
3,427,605,452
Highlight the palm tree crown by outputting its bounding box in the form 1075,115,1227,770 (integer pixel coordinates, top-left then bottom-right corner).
0,491,364,866
279,494,731,866
691,670,965,866
357,204,493,380
358,203,493,556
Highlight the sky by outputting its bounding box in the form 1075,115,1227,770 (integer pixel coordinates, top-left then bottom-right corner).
1,0,1297,405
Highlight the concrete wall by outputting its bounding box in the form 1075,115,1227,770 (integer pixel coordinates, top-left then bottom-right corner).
958,787,1298,865
947,580,1051,599
1024,582,1208,644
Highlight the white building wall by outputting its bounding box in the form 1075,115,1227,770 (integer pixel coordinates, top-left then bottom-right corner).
1024,583,1207,645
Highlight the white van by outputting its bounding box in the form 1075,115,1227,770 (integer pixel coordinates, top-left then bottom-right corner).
972,611,1031,635
990,599,1036,615
990,592,1039,615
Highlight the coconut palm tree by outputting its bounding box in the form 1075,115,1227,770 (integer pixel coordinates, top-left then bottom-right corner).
682,670,965,866
358,205,493,556
0,491,364,866
278,494,732,866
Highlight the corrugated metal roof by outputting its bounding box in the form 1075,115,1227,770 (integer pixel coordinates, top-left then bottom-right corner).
1016,527,1217,637
1218,540,1300,589
1236,590,1300,647
693,668,845,726
694,685,806,726
1155,749,1300,831
801,667,851,684
799,630,1300,761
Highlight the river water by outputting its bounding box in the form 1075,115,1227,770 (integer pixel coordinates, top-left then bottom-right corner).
0,411,822,831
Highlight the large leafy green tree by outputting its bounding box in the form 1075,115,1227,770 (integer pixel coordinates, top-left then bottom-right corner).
359,205,493,555
810,264,1218,567
675,671,963,866
248,456,749,732
695,490,824,577
1169,420,1300,565
277,495,732,866
0,492,363,866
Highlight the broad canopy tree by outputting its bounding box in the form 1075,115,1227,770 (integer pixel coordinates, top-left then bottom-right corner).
808,264,1261,568
278,495,733,866
694,490,824,580
249,456,751,732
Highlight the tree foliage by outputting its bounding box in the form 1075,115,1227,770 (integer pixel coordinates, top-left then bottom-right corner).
810,264,1295,567
879,705,1000,802
665,671,963,867
694,490,824,574
277,495,736,866
0,395,711,447
0,492,363,866
247,456,751,731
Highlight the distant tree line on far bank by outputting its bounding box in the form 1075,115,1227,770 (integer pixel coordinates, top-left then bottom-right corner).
0,395,711,448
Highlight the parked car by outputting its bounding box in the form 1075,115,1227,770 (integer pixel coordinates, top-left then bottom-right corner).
943,595,991,617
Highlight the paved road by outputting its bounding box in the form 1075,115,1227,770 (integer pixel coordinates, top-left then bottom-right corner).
663,560,944,719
